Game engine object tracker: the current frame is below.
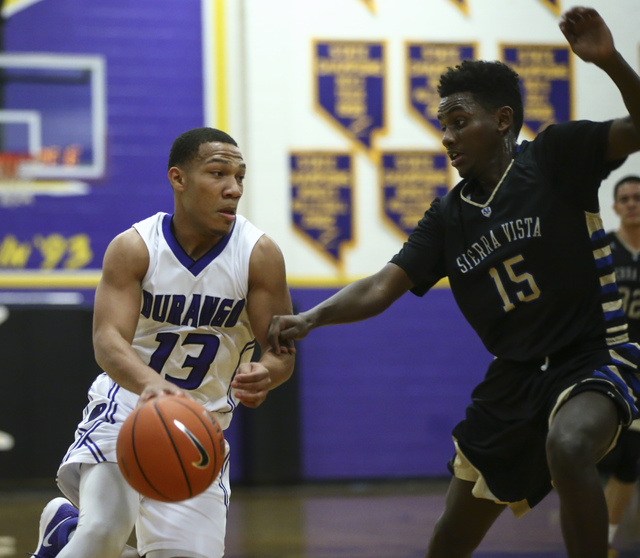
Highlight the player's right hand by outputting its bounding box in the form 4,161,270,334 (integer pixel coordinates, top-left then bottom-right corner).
267,314,310,354
138,377,187,405
559,7,615,68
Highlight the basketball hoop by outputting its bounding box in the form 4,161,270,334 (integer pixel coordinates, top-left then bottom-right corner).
0,152,31,181
0,153,36,207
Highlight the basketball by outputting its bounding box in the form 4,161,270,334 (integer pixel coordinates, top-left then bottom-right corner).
116,395,225,502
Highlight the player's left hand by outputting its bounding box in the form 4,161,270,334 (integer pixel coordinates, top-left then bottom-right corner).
231,361,272,408
560,7,616,67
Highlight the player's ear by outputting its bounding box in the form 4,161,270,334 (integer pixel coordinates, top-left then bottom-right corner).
496,106,513,134
168,166,186,192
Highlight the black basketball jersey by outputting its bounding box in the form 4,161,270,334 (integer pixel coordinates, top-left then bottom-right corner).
391,120,626,361
607,232,640,342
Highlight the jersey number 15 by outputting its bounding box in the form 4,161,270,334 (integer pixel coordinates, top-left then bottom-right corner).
488,254,541,312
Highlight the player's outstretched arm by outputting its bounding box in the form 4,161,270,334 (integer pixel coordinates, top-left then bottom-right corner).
232,235,296,408
268,262,414,354
560,6,640,159
93,229,185,402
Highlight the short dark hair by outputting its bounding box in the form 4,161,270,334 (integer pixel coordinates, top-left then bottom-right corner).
438,60,524,138
613,175,640,200
168,127,238,170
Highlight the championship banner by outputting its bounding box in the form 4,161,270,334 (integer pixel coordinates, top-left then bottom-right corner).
502,45,571,135
314,40,386,151
290,152,354,264
407,43,475,138
381,150,449,238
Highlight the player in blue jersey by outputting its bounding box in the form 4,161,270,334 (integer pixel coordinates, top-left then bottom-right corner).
31,127,295,558
269,7,640,558
598,175,640,557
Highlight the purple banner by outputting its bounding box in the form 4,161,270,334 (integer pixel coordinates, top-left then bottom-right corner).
407,43,475,137
290,152,353,263
502,45,572,135
315,41,386,150
382,151,450,238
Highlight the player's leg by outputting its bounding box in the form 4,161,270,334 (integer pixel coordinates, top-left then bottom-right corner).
546,390,619,558
605,475,635,542
138,450,231,558
603,428,640,551
57,462,140,558
32,497,79,558
426,476,506,558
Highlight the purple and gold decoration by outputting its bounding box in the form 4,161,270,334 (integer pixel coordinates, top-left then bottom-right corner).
314,41,386,151
381,150,449,238
291,152,354,264
407,43,475,138
502,44,572,135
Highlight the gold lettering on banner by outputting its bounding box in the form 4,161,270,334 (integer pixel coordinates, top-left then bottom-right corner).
502,45,572,135
0,233,93,270
381,151,450,237
317,46,383,126
0,235,32,267
291,152,353,264
407,43,476,137
315,41,386,150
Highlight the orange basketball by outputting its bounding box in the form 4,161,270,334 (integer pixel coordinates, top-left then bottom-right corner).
116,394,225,502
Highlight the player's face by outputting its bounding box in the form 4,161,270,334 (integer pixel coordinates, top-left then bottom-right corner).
614,181,640,228
176,141,246,237
437,92,504,181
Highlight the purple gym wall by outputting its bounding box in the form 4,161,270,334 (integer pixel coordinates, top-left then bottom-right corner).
0,0,493,482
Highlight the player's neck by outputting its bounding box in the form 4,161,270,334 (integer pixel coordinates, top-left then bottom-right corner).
474,155,514,198
170,215,224,260
617,226,640,251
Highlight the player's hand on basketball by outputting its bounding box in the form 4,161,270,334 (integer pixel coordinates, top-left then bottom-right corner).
560,7,615,67
231,362,271,408
138,377,187,405
267,314,310,354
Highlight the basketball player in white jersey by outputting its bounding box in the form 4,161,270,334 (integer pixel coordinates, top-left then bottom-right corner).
31,127,295,558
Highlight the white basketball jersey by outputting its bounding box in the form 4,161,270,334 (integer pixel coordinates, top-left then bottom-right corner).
131,211,264,429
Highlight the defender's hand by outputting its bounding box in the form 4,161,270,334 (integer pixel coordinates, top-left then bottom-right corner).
560,7,615,67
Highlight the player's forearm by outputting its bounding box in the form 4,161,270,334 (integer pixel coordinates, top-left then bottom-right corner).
303,275,396,330
259,350,295,390
94,332,159,395
601,52,640,139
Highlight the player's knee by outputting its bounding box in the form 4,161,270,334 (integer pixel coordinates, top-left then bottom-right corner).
546,429,597,480
77,516,132,555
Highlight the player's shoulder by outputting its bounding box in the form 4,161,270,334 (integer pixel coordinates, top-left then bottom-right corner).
430,180,462,216
104,214,164,266
530,119,611,151
132,212,167,238
109,226,146,253
234,213,262,233
232,214,265,247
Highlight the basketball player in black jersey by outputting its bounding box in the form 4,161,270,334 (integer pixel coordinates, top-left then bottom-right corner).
269,7,640,558
598,175,640,557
